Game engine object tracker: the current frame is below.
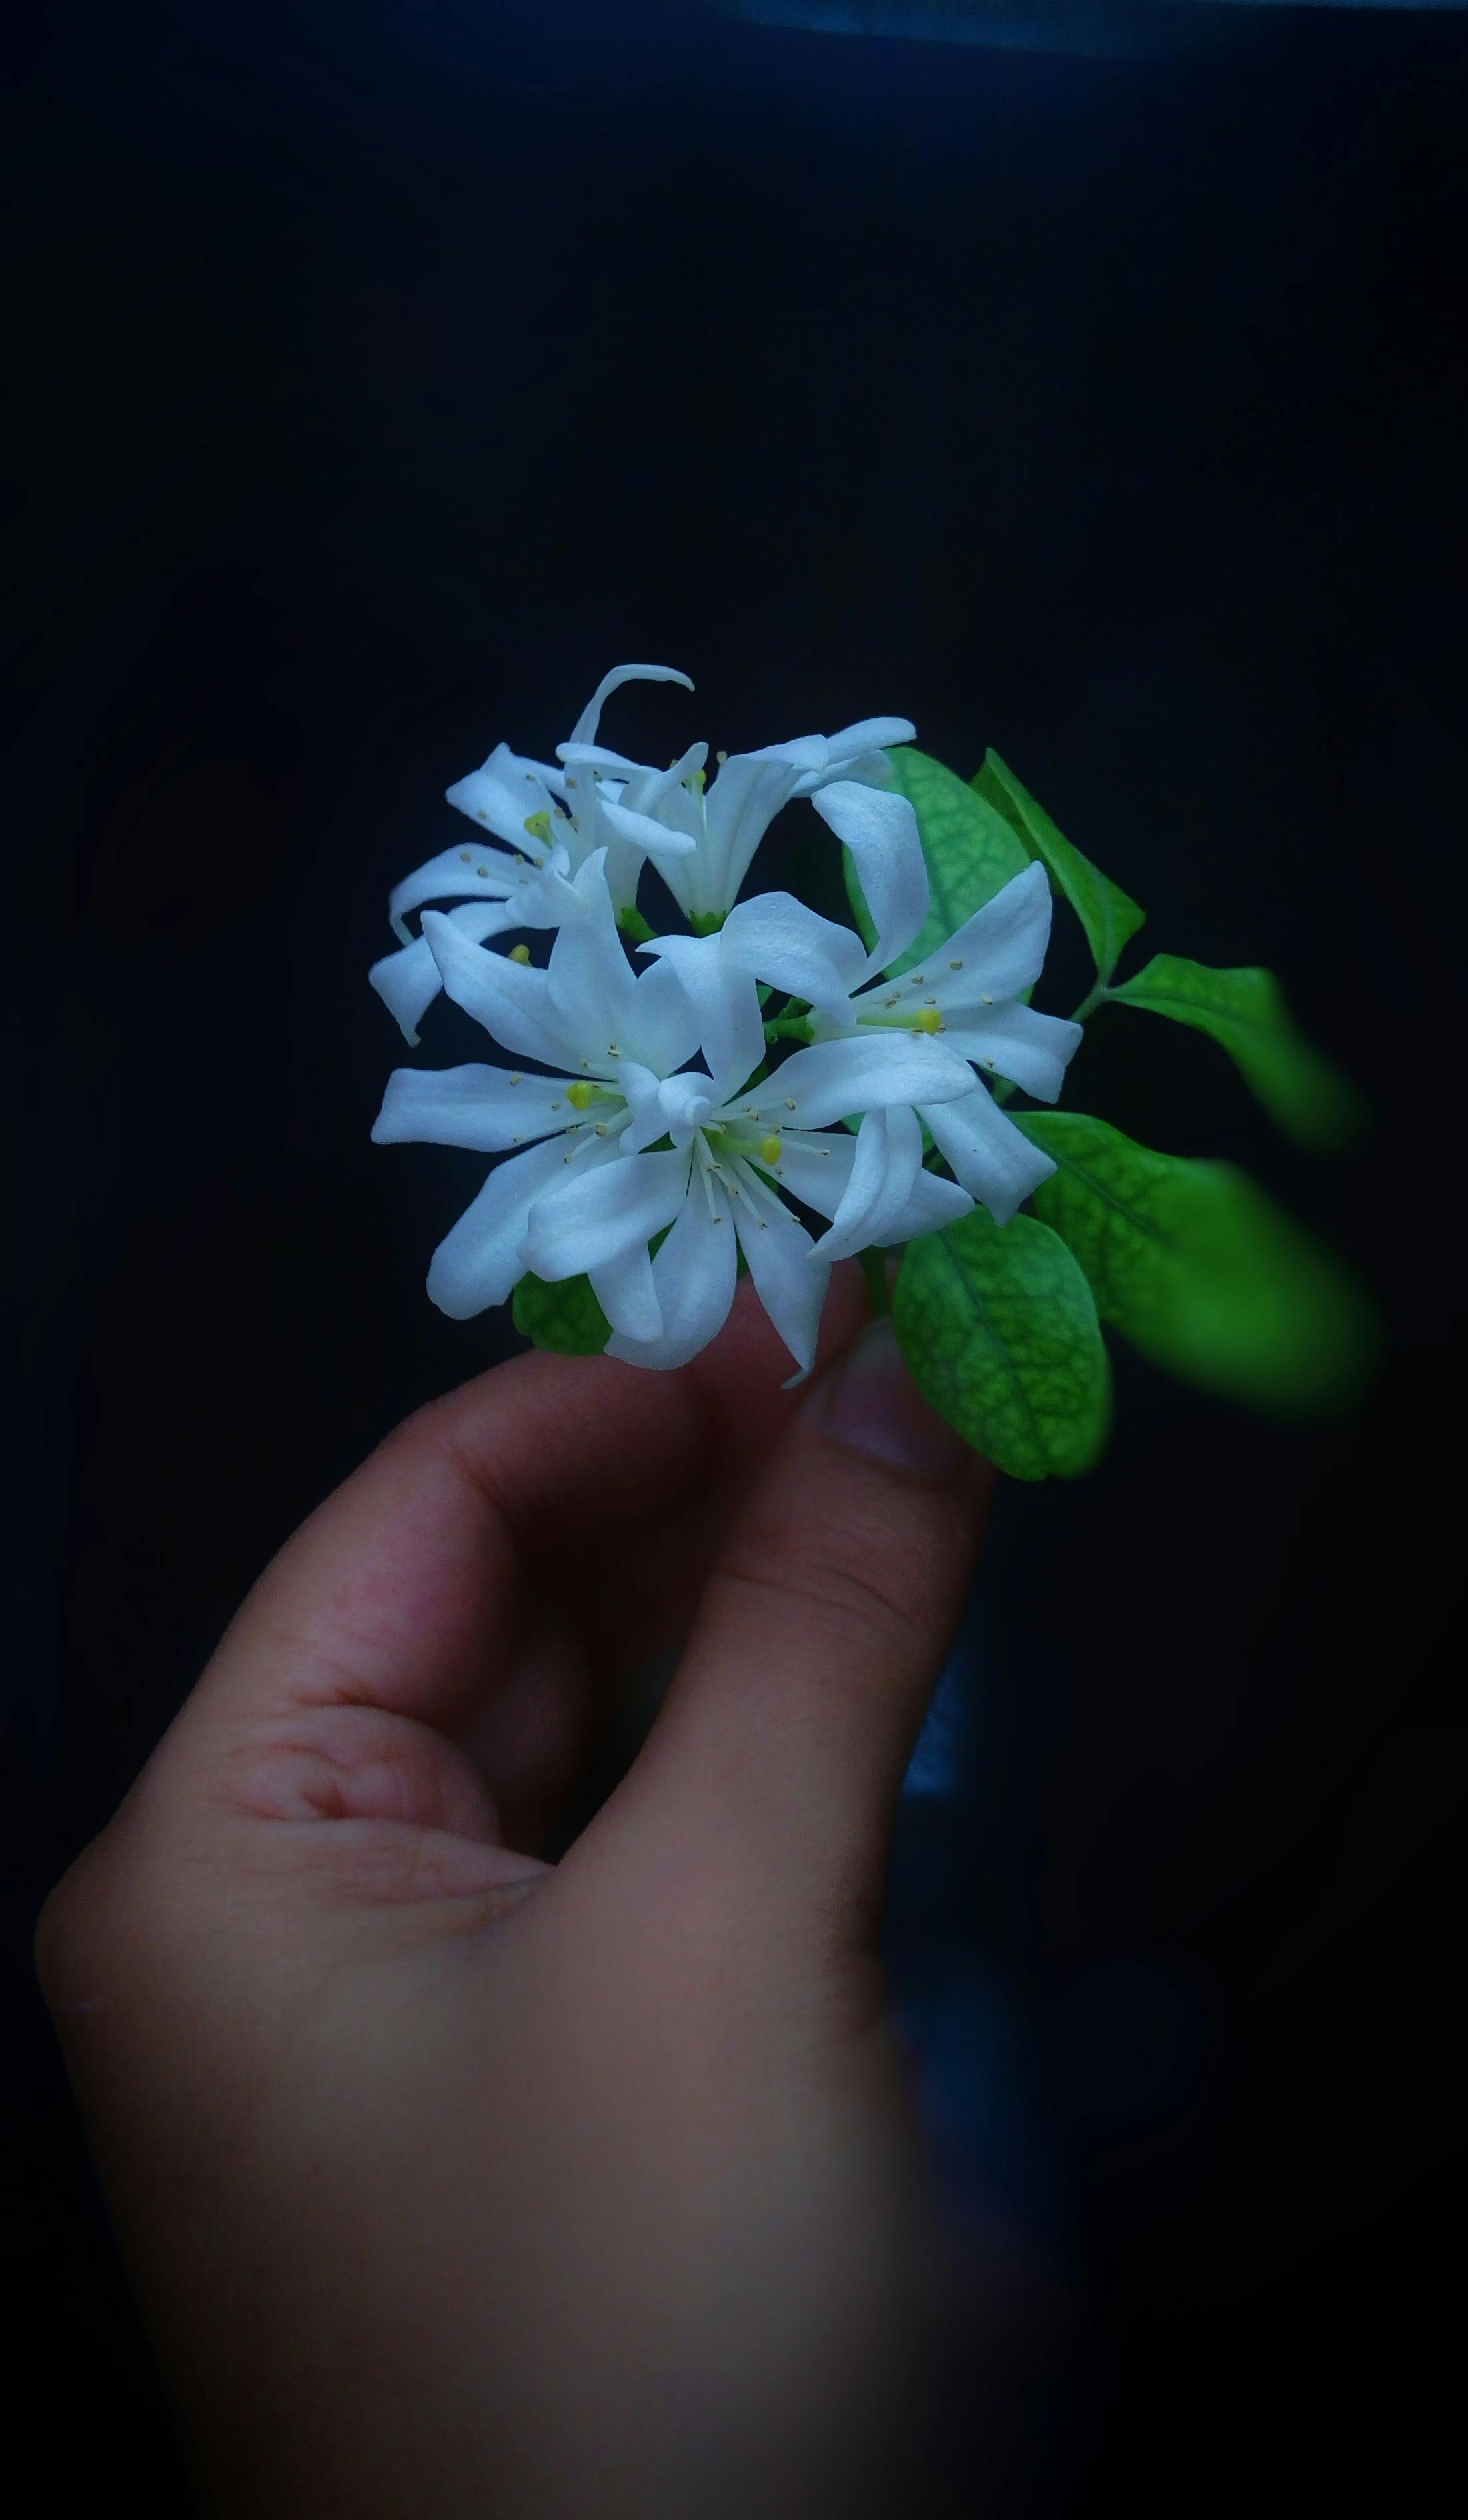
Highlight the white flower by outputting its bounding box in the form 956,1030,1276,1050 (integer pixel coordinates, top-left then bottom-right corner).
369,663,698,1044
373,856,977,1375
592,713,916,930
721,830,1084,1226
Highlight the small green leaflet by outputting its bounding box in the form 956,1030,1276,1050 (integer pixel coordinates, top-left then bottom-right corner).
971,749,1145,984
1103,954,1364,1153
1019,1111,1378,1414
846,747,1032,976
894,1208,1112,1481
512,1270,610,1355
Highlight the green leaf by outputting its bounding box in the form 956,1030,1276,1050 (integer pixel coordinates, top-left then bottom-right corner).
846,746,1032,975
971,749,1145,984
512,1270,610,1355
1103,953,1365,1153
1018,1110,1379,1415
894,1208,1112,1481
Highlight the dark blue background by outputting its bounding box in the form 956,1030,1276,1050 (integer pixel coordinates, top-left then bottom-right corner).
3,1,1463,2506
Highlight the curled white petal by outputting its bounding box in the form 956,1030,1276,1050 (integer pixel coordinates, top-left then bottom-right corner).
921,1086,1057,1227
808,783,930,976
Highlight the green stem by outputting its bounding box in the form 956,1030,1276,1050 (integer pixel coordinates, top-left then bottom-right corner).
859,1246,891,1317
617,904,656,947
764,1015,814,1045
1070,979,1110,1025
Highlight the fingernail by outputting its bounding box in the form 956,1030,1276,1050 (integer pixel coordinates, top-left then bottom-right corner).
822,1317,972,1481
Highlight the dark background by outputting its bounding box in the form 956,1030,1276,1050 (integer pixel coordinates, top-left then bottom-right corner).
3,0,1464,2506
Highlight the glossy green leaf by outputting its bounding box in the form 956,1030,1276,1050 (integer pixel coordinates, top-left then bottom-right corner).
894,1208,1111,1481
1019,1111,1378,1414
971,748,1145,983
512,1270,610,1355
1103,954,1364,1152
846,746,1032,975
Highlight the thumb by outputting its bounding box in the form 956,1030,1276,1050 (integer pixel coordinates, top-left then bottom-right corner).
587,1316,995,1931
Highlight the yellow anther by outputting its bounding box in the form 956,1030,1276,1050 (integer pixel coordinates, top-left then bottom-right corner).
759,1133,783,1167
459,850,472,862
715,748,728,764
949,958,964,970
523,810,554,845
566,1080,596,1110
912,1006,944,1034
476,866,490,876
509,942,532,964
687,766,707,795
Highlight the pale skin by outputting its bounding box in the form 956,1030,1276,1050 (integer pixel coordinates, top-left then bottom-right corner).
36,1268,994,2518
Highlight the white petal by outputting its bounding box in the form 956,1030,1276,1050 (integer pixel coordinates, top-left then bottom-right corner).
808,1106,925,1264
744,1034,974,1130
764,1127,858,1222
566,663,694,748
524,1147,690,1281
623,952,706,1079
730,1163,828,1383
719,892,867,1007
929,860,1054,1003
424,1136,573,1320
701,752,810,910
605,1187,738,1372
386,843,518,943
786,720,914,796
423,912,578,1069
589,1242,662,1344
372,1062,577,1154
881,1164,974,1242
640,932,765,1100
446,742,564,846
596,794,698,862
615,744,709,834
921,1087,1056,1227
809,783,930,975
370,902,520,1044
546,856,635,1056
938,1002,1084,1102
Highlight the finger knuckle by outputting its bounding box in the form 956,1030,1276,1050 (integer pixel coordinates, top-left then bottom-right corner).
718,1506,934,1663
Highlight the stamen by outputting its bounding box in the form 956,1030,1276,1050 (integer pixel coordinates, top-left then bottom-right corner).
784,1098,797,1112
476,866,491,878
508,1073,523,1086
949,958,963,970
715,748,728,764
459,850,472,862
856,1006,944,1036
982,993,993,1005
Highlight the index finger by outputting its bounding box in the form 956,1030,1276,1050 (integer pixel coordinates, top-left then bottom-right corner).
176,1268,869,1746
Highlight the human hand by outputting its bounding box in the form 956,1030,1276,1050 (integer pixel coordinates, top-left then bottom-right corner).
37,1274,993,2519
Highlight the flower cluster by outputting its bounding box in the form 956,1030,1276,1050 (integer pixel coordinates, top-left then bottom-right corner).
372,664,1082,1376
